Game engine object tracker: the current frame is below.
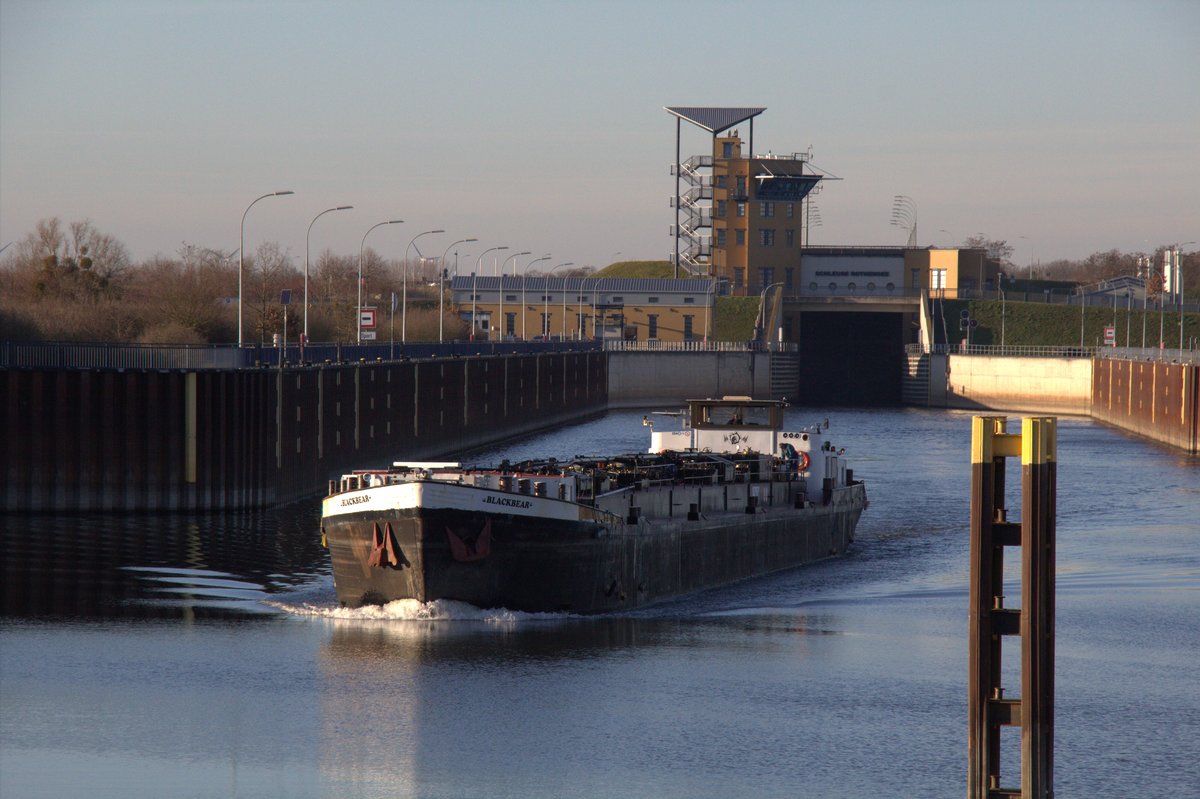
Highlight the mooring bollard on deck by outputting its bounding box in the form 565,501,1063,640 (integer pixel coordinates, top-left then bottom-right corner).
968,416,1056,799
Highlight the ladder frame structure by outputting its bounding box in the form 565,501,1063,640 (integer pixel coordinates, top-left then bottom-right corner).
968,416,1056,799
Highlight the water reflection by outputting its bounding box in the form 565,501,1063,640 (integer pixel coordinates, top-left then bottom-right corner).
0,504,327,619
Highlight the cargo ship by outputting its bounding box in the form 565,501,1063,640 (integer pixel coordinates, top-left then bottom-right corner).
321,397,866,614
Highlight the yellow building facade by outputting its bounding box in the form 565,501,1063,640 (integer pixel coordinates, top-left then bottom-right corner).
449,276,716,342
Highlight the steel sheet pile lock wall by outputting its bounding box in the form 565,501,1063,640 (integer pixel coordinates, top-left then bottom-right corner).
0,351,607,512
1091,359,1198,454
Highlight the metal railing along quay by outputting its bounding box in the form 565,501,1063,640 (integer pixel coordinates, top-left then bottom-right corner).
603,340,796,353
0,339,602,371
906,342,1200,364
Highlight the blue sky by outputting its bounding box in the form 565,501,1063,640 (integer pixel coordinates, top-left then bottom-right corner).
2,0,1197,271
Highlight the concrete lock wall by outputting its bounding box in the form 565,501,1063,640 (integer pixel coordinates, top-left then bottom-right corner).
924,354,1198,453
607,351,771,408
0,351,607,512
943,355,1094,415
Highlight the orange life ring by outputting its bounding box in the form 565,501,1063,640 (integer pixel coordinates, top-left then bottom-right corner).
797,451,810,471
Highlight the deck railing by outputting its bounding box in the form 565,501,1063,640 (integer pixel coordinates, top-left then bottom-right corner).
906,342,1199,363
0,339,602,371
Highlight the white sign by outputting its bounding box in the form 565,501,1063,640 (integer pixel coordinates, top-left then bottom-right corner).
360,307,377,329
360,331,377,341
1103,325,1116,345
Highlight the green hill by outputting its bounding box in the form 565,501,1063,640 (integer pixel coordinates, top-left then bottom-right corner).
592,260,676,278
937,298,1200,349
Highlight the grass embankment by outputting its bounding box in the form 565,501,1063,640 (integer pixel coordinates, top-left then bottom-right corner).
713,297,758,341
592,260,676,278
937,299,1200,349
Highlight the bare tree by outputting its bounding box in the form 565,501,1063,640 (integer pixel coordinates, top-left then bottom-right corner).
961,234,1015,264
245,242,299,344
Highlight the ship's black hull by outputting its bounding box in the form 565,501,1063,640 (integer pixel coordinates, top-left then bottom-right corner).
324,483,866,614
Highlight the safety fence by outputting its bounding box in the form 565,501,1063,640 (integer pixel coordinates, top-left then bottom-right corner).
0,339,602,371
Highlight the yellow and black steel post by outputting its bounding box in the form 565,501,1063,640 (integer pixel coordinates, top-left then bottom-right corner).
968,416,1056,799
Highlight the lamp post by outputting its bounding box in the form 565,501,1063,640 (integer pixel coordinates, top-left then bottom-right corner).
359,220,403,344
704,277,718,342
547,262,574,340
757,281,784,344
400,229,444,343
239,190,294,346
999,272,1006,350
522,255,550,340
438,238,477,342
498,251,530,341
592,276,607,339
1179,243,1196,352
305,205,352,349
472,246,508,340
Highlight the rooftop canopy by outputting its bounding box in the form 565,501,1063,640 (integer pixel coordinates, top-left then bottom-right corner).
664,106,766,135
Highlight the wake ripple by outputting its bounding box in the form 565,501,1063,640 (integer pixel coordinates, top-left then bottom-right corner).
266,597,575,623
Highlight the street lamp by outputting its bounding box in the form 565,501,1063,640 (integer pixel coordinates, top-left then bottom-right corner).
358,220,403,344
401,229,444,343
548,262,574,340
704,277,718,342
1179,242,1197,352
305,205,352,348
498,251,531,341
239,190,294,346
999,272,1006,349
757,281,784,344
438,238,477,342
472,246,508,340
522,255,550,339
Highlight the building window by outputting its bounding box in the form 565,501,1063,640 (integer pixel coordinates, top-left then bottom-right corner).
931,269,947,290
736,202,746,218
785,268,794,289
612,296,623,302
504,312,515,337
716,229,727,246
760,229,775,246
736,176,746,195
785,229,795,247
505,294,517,302
684,296,695,304
715,175,727,188
759,268,774,289
760,201,775,217
722,141,733,158
716,200,726,217
735,229,745,245
648,314,658,339
648,296,659,303
541,313,550,336
683,315,694,340
787,203,794,218
734,268,745,289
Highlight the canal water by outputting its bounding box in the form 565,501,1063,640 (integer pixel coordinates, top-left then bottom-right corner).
1,408,1197,798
